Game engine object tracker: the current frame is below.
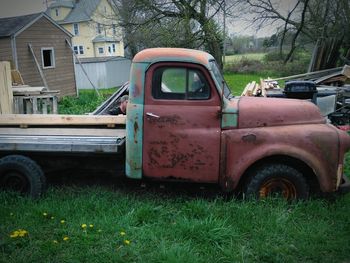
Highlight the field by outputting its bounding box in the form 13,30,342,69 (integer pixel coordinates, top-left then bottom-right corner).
225,53,266,63
1,71,350,262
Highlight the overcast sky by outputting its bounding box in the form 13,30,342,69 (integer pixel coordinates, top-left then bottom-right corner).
0,0,47,17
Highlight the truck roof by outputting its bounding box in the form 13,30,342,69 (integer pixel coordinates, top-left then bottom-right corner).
132,48,214,68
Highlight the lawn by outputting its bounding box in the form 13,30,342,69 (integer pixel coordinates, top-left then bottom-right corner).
1,72,350,262
225,53,266,63
1,185,350,262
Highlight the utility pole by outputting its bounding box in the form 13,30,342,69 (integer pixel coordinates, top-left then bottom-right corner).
223,0,226,66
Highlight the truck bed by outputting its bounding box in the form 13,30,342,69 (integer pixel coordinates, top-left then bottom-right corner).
0,114,126,154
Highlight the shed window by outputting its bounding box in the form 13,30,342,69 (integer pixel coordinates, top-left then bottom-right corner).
41,48,55,69
98,47,104,54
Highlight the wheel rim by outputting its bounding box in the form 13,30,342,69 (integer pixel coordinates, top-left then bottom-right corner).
1,170,29,193
259,178,297,199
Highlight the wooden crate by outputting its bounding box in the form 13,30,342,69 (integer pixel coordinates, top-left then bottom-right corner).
13,95,58,114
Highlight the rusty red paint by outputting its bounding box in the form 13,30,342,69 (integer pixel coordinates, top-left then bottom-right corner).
133,48,212,68
142,62,221,183
220,124,341,192
238,96,325,128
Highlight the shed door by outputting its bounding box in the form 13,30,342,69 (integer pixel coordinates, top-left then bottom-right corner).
142,62,221,183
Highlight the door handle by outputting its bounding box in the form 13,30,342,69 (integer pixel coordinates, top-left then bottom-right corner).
146,112,160,118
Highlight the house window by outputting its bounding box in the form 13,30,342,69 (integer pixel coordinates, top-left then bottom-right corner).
73,23,79,35
98,47,104,54
108,46,111,53
112,24,116,35
73,45,84,55
97,23,102,34
55,9,59,17
152,67,210,100
112,43,116,53
41,48,55,69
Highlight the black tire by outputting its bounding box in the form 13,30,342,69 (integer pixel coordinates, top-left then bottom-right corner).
244,163,309,200
0,155,46,198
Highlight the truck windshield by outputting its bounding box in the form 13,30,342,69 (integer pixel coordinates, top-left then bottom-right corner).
209,60,233,99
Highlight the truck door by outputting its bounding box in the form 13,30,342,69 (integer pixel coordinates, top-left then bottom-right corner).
143,62,221,183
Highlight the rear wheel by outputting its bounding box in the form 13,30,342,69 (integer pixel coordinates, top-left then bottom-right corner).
244,164,309,200
0,155,46,198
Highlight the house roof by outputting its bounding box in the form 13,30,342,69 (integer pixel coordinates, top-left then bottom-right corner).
0,13,41,37
58,0,101,24
77,56,129,63
0,12,73,38
49,0,75,8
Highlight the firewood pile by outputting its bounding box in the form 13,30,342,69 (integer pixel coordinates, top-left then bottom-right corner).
241,65,350,97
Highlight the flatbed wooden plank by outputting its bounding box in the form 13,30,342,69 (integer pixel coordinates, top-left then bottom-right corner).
0,114,126,126
0,127,126,137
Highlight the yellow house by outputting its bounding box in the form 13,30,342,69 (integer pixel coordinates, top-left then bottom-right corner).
47,0,124,58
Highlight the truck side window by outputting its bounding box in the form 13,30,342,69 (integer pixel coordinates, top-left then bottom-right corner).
152,67,210,100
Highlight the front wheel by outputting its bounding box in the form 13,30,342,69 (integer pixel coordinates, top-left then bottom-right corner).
0,155,46,198
244,164,309,200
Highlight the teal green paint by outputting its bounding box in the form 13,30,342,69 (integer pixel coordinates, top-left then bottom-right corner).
125,62,149,179
221,97,238,128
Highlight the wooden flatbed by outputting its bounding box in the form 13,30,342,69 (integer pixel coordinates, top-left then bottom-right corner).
0,114,126,154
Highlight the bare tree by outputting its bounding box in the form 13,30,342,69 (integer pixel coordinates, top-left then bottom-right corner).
112,0,228,66
245,0,350,67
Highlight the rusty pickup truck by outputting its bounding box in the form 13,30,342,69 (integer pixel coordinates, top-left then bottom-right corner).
0,48,350,199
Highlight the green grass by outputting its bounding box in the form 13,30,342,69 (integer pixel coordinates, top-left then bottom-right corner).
224,73,266,96
1,187,349,262
225,53,266,63
58,88,117,114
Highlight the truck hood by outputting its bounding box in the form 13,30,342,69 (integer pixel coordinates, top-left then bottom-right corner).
237,96,325,129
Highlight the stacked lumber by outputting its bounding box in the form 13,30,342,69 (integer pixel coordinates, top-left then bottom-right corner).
0,62,13,114
241,78,279,97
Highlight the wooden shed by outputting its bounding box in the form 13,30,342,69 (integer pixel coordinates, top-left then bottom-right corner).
0,12,77,97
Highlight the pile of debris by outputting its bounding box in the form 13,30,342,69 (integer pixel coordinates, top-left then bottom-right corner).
241,65,350,127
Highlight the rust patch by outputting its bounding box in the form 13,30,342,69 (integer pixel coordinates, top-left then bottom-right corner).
242,134,257,143
133,120,139,144
149,115,186,129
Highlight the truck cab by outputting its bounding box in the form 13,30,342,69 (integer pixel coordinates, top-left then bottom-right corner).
126,48,350,199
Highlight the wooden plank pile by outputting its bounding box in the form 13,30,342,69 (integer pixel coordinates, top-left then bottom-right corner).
241,78,280,97
241,65,350,97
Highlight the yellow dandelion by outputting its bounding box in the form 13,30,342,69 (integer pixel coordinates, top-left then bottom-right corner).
18,230,28,237
81,224,87,229
43,212,48,216
60,220,65,224
10,232,19,238
123,240,131,245
63,236,69,241
89,224,94,228
120,231,126,236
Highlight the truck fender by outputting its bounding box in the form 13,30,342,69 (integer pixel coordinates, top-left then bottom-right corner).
220,140,336,193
